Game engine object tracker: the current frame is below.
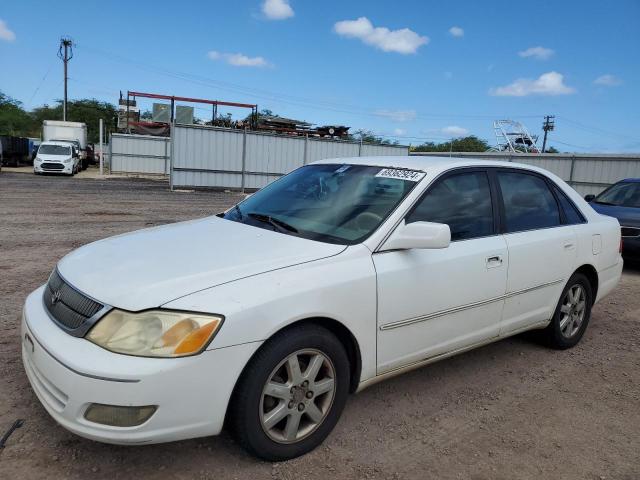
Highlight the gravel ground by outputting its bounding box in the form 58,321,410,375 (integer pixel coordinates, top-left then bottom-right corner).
1,171,638,480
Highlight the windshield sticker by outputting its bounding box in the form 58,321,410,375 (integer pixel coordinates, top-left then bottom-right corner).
375,168,425,182
334,165,351,174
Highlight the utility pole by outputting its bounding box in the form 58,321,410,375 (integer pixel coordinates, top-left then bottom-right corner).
541,115,555,153
57,37,74,121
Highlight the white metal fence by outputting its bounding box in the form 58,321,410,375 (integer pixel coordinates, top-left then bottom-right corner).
170,125,409,190
410,151,640,196
110,133,170,175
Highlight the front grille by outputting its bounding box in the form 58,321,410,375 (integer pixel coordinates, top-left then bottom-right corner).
43,269,104,331
621,226,640,238
41,162,65,170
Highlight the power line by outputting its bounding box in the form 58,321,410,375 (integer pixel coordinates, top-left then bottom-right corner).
557,116,640,143
77,43,546,123
26,60,56,109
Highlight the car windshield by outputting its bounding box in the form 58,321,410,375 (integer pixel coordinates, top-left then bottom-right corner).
39,145,71,156
595,182,640,208
223,164,424,245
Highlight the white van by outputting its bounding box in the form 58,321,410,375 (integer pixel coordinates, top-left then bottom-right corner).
33,141,80,175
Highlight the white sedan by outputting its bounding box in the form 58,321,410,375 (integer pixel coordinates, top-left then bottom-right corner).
21,157,622,460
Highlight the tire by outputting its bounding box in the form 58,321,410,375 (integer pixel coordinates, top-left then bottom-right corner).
543,272,593,349
229,324,350,461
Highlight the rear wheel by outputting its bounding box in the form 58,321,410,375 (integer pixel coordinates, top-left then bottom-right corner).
229,324,350,461
543,273,593,349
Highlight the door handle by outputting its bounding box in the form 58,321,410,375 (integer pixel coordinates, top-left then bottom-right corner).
486,255,503,268
564,242,575,250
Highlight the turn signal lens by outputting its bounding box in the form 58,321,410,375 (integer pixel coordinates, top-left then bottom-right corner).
87,310,223,358
175,322,217,355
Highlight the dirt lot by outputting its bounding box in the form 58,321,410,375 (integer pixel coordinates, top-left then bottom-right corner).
1,171,638,479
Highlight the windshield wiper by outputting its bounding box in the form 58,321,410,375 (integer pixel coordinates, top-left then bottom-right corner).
594,200,616,206
247,212,299,233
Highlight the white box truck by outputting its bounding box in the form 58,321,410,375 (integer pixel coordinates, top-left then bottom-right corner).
42,120,89,169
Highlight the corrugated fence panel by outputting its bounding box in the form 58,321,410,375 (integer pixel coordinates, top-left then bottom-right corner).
110,134,169,174
306,140,360,164
172,126,244,189
245,133,305,189
411,152,640,196
360,144,410,156
514,157,572,181
170,125,410,189
573,159,640,186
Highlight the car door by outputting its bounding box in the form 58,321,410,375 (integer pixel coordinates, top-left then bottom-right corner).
374,169,508,374
494,169,578,335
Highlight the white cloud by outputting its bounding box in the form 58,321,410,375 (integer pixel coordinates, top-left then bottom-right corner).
441,126,468,137
518,46,554,60
449,26,464,37
0,19,16,42
208,51,271,68
262,0,294,20
375,109,417,122
334,17,428,54
594,74,622,86
490,71,575,96
393,128,406,136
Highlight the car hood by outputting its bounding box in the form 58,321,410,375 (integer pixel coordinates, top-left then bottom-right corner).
57,216,346,311
589,202,640,227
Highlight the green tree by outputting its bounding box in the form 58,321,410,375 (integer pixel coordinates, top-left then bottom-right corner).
411,135,489,152
0,92,35,136
31,99,117,143
545,146,559,153
349,129,398,145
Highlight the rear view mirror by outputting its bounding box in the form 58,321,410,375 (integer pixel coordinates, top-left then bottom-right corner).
380,220,451,251
584,194,595,202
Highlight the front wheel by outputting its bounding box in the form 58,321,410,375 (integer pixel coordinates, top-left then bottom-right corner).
229,324,350,461
543,273,593,349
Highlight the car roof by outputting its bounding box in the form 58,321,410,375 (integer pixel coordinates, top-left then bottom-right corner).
619,178,640,183
311,155,551,177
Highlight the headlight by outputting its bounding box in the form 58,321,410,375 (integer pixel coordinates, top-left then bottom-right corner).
63,158,72,163
86,310,224,358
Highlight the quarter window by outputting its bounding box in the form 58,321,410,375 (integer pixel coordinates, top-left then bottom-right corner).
407,171,494,241
497,171,560,232
553,185,585,225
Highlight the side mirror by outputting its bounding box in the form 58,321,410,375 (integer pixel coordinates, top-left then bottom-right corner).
584,194,595,202
380,220,451,251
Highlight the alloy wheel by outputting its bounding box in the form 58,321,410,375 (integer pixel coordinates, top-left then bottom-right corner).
259,349,336,444
559,284,587,338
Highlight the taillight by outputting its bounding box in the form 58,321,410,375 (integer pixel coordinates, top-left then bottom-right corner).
619,237,623,254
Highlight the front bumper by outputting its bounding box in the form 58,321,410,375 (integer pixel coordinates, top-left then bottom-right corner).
622,236,640,262
21,286,261,444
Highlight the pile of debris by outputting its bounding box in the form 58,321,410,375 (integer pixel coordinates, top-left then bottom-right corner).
257,115,349,138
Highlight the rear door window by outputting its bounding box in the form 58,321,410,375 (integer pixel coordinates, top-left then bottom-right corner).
497,171,561,233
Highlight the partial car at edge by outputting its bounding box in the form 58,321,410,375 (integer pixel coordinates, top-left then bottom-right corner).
586,178,640,262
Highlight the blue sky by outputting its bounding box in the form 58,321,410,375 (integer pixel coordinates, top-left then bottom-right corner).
1,0,639,152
